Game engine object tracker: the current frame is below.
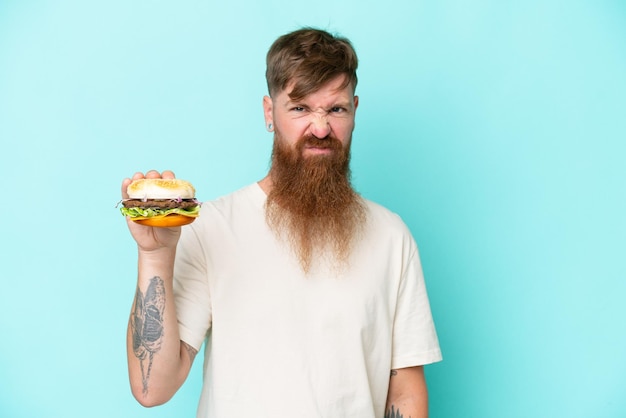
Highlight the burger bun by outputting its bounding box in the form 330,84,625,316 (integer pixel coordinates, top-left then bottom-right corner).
127,178,195,200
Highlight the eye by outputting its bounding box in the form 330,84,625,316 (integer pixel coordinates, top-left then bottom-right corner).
291,106,306,112
330,106,347,113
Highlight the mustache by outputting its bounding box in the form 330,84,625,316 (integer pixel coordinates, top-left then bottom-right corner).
297,135,343,151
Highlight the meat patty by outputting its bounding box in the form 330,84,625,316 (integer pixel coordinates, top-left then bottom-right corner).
122,199,199,210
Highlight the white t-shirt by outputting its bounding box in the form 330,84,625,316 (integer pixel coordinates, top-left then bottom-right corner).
173,183,441,418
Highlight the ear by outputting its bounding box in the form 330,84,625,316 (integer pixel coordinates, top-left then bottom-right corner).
263,96,274,130
353,95,359,111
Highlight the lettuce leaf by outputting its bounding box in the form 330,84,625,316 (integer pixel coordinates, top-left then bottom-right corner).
120,205,200,219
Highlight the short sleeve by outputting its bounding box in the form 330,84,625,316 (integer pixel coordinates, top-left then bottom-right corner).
391,242,442,369
173,223,212,351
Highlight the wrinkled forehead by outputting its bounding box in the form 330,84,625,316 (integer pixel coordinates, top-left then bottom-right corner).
282,74,355,101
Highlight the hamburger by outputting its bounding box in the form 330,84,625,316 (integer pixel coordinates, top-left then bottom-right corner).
120,178,200,227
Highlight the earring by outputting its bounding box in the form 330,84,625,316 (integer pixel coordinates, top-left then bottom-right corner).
267,123,273,132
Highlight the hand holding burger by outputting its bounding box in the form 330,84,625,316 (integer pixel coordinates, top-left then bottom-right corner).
120,171,200,228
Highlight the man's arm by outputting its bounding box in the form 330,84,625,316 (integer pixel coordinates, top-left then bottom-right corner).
126,249,198,407
123,170,198,407
384,366,429,418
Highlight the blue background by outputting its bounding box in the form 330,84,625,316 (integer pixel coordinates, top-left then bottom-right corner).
1,1,625,417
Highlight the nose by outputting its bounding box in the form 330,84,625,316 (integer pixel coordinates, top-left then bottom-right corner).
309,114,331,139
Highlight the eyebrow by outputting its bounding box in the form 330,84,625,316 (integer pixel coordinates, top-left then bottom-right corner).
283,99,353,109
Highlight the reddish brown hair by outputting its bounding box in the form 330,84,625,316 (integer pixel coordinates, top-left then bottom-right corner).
265,28,358,100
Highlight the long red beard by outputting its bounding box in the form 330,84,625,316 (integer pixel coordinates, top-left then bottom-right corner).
265,131,366,273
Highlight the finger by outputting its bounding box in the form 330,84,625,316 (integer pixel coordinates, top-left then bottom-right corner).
121,177,133,199
131,172,146,180
145,170,161,179
161,170,176,179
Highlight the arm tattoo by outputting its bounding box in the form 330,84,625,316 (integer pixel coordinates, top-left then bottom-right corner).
130,276,166,395
385,370,409,418
385,405,408,418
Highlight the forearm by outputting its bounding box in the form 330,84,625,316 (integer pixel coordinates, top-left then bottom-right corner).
385,367,429,418
126,248,195,406
385,394,428,418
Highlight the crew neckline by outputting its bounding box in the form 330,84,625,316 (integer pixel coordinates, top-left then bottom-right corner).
248,181,268,208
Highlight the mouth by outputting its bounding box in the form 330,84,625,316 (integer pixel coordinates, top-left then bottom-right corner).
298,135,342,157
303,146,333,156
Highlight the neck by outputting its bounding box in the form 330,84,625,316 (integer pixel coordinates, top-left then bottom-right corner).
257,174,273,195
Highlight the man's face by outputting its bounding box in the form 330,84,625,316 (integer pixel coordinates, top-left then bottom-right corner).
263,75,359,159
262,75,364,273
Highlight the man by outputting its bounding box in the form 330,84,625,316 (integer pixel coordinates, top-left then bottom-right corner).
122,28,442,418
